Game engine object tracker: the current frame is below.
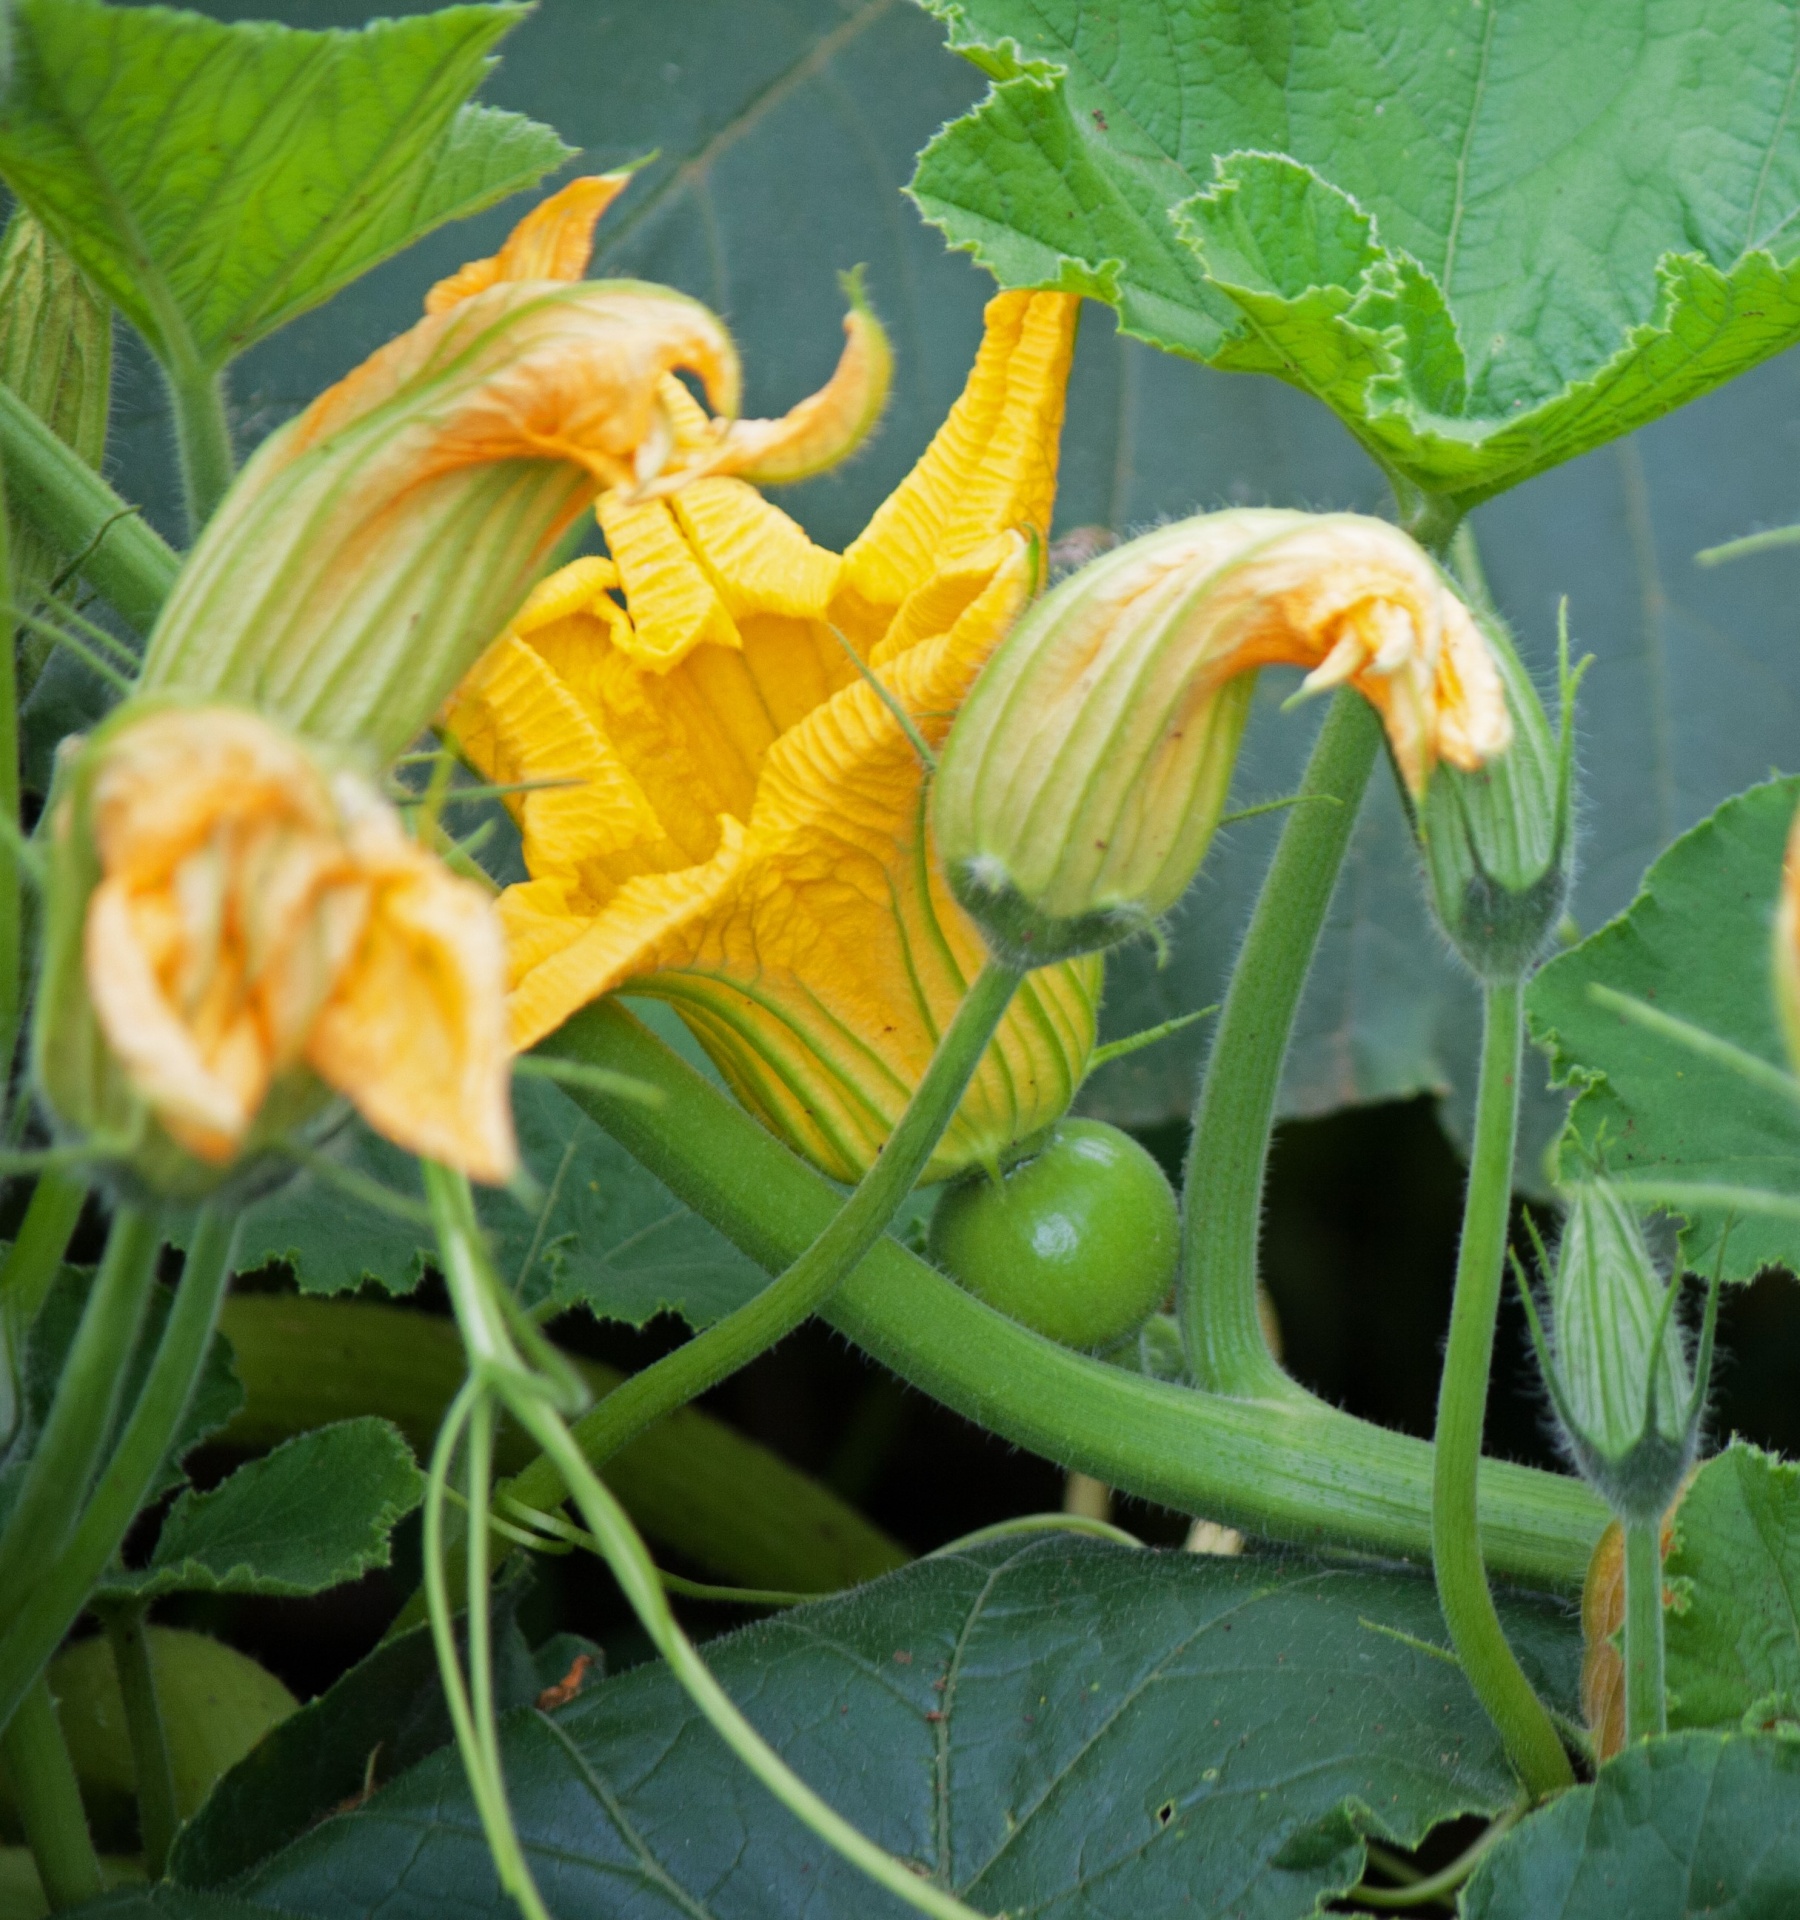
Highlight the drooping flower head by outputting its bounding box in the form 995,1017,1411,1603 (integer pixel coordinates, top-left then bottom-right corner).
936,510,1512,966
447,291,1099,1184
138,174,890,762
37,702,515,1196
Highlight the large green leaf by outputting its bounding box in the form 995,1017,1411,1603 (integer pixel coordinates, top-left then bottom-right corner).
0,0,569,377
100,0,1800,1153
1526,777,1800,1282
1663,1442,1800,1734
1463,1732,1800,1918
139,1542,1577,1919
227,1072,765,1327
95,1418,422,1602
912,0,1800,511
170,1610,587,1890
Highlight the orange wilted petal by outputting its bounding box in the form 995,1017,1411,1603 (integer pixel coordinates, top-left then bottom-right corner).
446,290,1095,1183
425,172,634,315
53,703,516,1186
310,786,517,1185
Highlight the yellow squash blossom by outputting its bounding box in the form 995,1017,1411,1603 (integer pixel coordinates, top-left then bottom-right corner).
447,290,1101,1183
139,174,890,762
936,510,1512,965
38,704,516,1191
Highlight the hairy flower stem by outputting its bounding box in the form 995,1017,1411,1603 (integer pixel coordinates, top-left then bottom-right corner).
1,1676,101,1910
98,1598,179,1877
0,1209,237,1740
167,361,234,538
422,1164,993,1920
1179,688,1381,1398
521,958,1022,1488
0,383,179,631
0,1207,162,1643
1432,981,1573,1796
540,1003,1608,1589
1623,1517,1667,1742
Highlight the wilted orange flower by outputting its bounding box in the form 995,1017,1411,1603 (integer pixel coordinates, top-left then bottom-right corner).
936,509,1512,965
447,290,1100,1183
139,175,890,761
48,704,515,1184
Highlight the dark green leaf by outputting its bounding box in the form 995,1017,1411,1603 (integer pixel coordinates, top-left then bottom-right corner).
1662,1442,1800,1734
96,1418,421,1602
0,0,569,376
227,1073,766,1328
1463,1732,1800,1918
159,1543,1576,1919
1526,777,1800,1282
913,0,1800,508
170,1604,562,1889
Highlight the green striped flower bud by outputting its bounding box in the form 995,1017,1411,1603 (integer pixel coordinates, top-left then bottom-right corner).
1416,608,1579,982
934,509,1510,967
1523,1179,1715,1524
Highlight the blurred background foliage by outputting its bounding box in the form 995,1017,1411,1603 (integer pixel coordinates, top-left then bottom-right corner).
80,0,1800,1685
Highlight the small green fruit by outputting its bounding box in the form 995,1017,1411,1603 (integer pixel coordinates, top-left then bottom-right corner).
928,1119,1179,1349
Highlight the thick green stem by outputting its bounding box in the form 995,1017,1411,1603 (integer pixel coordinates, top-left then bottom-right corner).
166,361,233,539
1,1676,101,1910
523,959,1020,1495
0,1206,161,1637
1432,982,1572,1795
1623,1517,1667,1743
1180,689,1381,1397
0,1209,236,1739
543,1002,1607,1589
98,1600,178,1877
0,1170,88,1449
0,1171,87,1332
0,383,179,631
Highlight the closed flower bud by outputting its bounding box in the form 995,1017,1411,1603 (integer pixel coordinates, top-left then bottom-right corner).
35,700,516,1199
1522,1180,1714,1525
1416,610,1578,981
934,510,1511,967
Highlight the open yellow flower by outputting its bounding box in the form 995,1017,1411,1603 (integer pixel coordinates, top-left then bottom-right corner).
447,290,1100,1183
38,703,516,1189
140,175,890,761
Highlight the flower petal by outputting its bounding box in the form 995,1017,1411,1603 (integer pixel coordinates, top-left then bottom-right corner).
424,172,633,315
309,825,518,1185
836,291,1077,631
84,879,260,1161
702,281,892,487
